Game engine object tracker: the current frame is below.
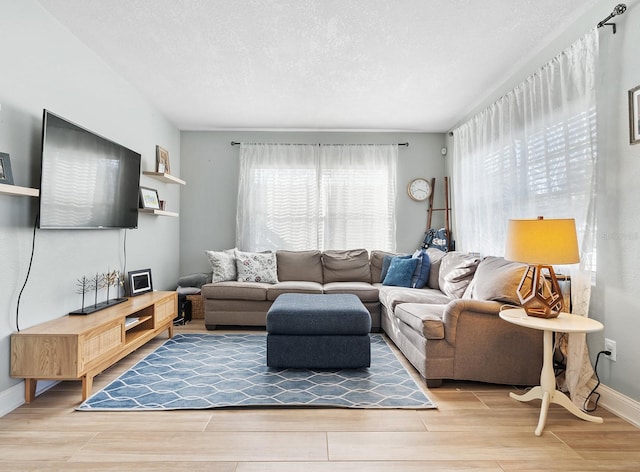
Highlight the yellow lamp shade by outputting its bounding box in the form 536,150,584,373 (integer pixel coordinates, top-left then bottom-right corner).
505,217,580,265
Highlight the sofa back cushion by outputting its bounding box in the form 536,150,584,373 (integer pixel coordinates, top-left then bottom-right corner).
438,252,481,298
464,256,527,304
322,249,371,283
276,250,323,283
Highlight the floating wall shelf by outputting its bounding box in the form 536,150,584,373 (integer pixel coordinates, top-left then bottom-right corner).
0,183,39,197
142,171,186,185
139,208,179,217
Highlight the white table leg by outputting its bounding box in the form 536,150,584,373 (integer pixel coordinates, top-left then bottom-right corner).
509,329,602,435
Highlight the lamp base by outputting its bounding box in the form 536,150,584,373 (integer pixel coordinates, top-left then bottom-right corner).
517,265,564,318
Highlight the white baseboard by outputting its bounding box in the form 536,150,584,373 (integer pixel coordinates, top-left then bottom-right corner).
0,380,59,417
598,383,640,428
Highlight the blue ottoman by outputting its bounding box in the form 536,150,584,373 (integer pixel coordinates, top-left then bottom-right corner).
266,293,371,369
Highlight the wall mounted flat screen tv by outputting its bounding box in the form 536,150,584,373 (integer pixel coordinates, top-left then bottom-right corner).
39,110,141,229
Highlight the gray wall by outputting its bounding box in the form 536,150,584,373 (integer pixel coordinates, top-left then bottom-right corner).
179,131,446,276
0,0,181,398
446,2,640,403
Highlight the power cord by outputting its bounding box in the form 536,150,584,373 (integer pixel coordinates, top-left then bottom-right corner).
583,349,610,412
16,211,39,332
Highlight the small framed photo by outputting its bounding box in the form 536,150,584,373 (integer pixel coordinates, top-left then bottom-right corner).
0,152,14,185
139,186,160,210
127,269,153,297
156,145,171,174
629,85,640,145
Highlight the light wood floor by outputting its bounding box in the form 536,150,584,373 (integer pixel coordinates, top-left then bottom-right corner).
1,320,639,471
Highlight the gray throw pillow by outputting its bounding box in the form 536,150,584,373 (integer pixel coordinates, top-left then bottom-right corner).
177,272,210,288
426,248,446,289
466,256,527,304
438,252,481,298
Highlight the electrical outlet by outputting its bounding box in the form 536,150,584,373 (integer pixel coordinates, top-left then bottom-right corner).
605,338,617,362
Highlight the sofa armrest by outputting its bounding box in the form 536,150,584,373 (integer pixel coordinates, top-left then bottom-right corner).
441,299,506,345
440,298,542,385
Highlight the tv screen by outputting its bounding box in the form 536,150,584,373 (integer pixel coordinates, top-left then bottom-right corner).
39,110,141,229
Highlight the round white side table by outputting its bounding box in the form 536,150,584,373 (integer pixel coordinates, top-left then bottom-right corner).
499,308,604,436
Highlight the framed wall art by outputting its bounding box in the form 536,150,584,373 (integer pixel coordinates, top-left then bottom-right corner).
156,145,171,173
139,186,160,210
629,85,640,145
0,152,14,185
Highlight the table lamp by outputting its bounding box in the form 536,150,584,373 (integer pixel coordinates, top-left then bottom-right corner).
505,217,579,318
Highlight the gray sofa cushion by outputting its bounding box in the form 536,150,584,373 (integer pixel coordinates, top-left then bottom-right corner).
276,250,323,283
267,281,323,301
322,249,371,283
464,256,527,304
438,252,481,298
394,303,445,340
377,285,452,312
202,281,270,301
323,281,379,302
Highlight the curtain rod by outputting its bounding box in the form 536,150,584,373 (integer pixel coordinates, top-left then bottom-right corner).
597,3,626,34
230,141,409,147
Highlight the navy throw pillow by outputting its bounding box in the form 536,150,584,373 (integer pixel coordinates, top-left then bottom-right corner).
411,250,431,289
382,257,419,287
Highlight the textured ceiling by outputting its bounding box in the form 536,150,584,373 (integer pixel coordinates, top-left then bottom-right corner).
37,0,603,132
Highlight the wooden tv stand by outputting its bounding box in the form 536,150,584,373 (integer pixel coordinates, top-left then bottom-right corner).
10,291,176,403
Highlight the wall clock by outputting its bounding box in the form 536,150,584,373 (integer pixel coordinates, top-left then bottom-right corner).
407,178,432,201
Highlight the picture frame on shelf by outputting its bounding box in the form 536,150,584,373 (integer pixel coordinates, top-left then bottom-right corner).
156,145,171,174
0,152,14,185
126,269,153,297
139,186,160,210
629,85,640,145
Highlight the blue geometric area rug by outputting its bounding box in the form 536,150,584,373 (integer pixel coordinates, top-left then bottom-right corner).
77,334,436,410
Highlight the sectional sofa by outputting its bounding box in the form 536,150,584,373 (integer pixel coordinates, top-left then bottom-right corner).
196,248,543,387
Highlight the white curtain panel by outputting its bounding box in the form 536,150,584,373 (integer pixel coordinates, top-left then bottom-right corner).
236,143,397,252
319,145,397,251
452,28,599,409
236,143,320,251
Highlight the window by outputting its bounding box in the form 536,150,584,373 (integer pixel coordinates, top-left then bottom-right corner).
236,143,397,252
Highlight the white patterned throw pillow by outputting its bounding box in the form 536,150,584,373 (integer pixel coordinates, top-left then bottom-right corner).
205,248,237,282
235,250,278,283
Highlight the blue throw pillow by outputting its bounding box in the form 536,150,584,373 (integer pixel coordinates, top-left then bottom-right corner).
411,249,431,289
380,254,411,282
382,257,419,287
